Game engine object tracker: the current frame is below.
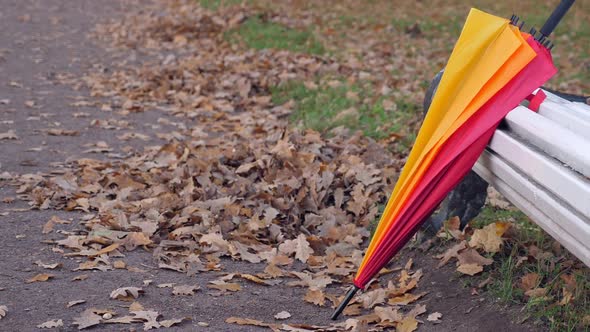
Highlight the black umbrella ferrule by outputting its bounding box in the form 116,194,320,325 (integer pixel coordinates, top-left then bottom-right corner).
512,16,519,25
529,27,537,36
519,21,526,30
330,286,360,320
539,0,575,38
538,35,547,44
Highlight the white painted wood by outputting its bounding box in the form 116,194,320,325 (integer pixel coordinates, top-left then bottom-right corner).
572,102,590,111
474,152,590,267
572,101,590,111
537,100,590,140
542,89,570,104
472,91,590,267
488,130,590,219
476,150,590,241
504,107,590,178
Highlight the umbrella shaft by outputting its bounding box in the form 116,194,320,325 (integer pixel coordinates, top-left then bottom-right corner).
540,0,575,37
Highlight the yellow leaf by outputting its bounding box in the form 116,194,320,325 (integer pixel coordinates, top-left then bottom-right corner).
469,223,506,253
26,273,54,283
456,263,483,276
396,316,418,332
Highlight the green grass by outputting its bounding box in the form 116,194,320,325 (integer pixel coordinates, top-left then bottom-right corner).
199,0,243,10
471,206,528,228
391,14,463,37
226,16,325,55
270,80,419,149
471,205,590,331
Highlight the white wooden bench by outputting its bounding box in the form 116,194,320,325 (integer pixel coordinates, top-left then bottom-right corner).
423,69,590,267
473,89,590,266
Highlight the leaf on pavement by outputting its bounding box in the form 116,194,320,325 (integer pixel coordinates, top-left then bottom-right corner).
427,312,442,323
374,306,403,323
396,316,419,332
274,311,291,320
172,284,200,296
304,289,326,306
160,317,189,328
109,287,143,301
26,273,55,283
388,292,426,305
37,319,64,328
66,300,86,308
73,309,102,330
34,260,62,269
278,234,314,263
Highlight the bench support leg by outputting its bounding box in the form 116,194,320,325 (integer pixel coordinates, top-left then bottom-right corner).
422,171,489,235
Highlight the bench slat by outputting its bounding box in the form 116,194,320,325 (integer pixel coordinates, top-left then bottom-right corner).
571,102,590,114
474,151,590,267
504,106,590,178
537,101,590,140
488,129,590,219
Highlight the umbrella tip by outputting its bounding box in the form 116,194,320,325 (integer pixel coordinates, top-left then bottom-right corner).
330,286,360,320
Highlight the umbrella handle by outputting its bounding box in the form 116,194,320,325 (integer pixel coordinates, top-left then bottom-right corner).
539,0,575,37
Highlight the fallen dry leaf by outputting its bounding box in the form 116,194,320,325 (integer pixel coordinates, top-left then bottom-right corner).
274,311,291,320
113,260,126,269
66,300,86,308
130,310,160,330
109,287,143,300
396,316,419,332
525,287,548,298
304,289,326,306
520,273,540,291
0,130,18,140
427,312,442,323
208,281,241,292
160,317,189,328
437,241,467,267
129,301,145,312
388,292,426,305
172,284,200,296
469,222,508,253
559,288,574,305
26,273,55,283
37,319,64,328
34,260,62,269
359,288,387,309
456,249,493,267
374,306,402,322
47,128,79,136
456,263,484,276
73,308,102,330
0,305,7,320
72,274,89,281
278,234,314,263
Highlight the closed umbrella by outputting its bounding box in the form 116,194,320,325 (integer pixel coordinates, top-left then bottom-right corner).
332,0,572,320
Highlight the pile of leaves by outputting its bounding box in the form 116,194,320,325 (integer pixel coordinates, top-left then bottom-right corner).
8,1,443,330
